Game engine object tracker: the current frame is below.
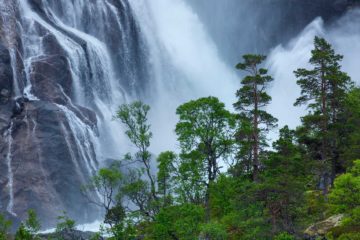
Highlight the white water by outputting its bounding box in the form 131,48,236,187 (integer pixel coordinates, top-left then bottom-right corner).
129,0,239,153
267,9,360,130
5,0,360,230
9,48,21,97
5,121,16,216
18,0,131,162
56,104,98,176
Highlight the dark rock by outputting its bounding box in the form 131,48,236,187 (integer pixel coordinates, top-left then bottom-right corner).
29,54,72,104
0,43,13,103
0,100,100,230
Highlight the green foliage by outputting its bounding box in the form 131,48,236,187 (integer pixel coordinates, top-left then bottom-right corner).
176,96,235,222
234,54,277,180
82,165,123,213
115,101,158,218
157,151,176,207
150,204,204,240
294,36,353,192
175,96,235,158
175,151,207,205
55,212,75,233
200,222,228,240
15,209,41,240
325,160,360,239
15,224,33,240
259,126,310,233
76,39,360,240
25,210,41,236
341,88,360,167
329,160,360,213
0,214,12,240
116,101,152,153
274,232,296,240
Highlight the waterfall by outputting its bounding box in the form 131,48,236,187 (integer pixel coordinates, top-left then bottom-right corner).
5,121,16,216
56,104,98,176
9,48,21,97
267,9,360,131
0,0,359,227
128,0,239,153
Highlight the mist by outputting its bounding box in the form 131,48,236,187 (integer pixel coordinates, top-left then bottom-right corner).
267,8,360,131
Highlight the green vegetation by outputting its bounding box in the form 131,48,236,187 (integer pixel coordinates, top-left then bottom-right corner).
1,36,360,240
84,36,360,239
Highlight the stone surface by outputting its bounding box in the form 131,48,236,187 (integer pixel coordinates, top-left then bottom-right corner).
0,43,12,103
304,214,344,237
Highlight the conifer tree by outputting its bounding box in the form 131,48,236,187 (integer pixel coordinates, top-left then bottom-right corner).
294,36,352,192
234,54,277,181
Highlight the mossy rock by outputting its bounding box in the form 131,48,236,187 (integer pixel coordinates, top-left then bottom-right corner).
305,214,343,237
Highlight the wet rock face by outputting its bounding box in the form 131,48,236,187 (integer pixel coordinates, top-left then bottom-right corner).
0,0,145,229
0,4,101,229
30,54,73,104
0,44,12,104
0,99,100,229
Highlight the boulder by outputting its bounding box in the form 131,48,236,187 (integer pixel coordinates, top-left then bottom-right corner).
304,214,344,237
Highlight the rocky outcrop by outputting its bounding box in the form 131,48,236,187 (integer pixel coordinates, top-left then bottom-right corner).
0,0,150,230
304,214,344,238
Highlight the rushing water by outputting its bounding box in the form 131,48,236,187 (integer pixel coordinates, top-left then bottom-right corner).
1,0,360,226
5,121,16,216
267,9,360,131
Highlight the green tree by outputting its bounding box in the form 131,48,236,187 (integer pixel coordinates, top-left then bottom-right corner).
55,211,76,239
294,36,353,192
175,96,235,222
83,166,123,214
175,151,207,205
259,126,309,235
15,209,41,240
340,88,360,168
234,54,277,181
115,101,158,212
150,204,204,240
0,214,11,240
157,151,176,208
327,160,360,238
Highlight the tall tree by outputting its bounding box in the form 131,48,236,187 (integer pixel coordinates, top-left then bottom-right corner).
294,36,352,192
115,101,160,221
116,101,156,201
175,96,235,223
234,54,277,181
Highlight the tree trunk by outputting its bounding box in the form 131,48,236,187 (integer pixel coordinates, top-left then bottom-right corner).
253,82,259,182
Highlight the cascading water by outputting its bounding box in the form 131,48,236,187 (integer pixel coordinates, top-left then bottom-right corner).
0,0,145,226
267,8,360,131
128,0,239,153
5,121,15,216
0,0,359,229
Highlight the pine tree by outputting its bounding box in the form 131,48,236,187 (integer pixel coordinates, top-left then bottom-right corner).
234,54,277,181
294,36,353,192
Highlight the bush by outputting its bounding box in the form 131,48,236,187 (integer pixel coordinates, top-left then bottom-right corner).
274,232,296,240
0,214,12,240
200,222,228,240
